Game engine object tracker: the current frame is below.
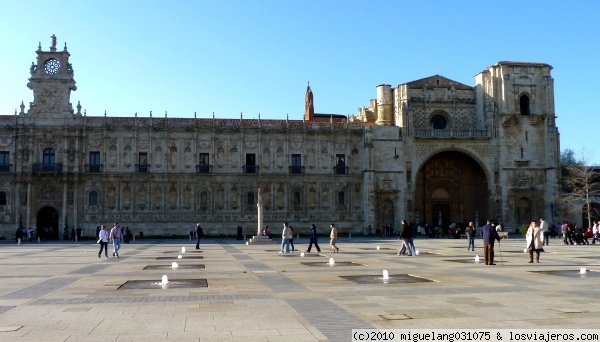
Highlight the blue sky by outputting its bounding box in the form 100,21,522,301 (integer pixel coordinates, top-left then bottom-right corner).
1,1,599,163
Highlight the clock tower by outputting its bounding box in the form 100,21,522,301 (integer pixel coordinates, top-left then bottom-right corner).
26,34,77,116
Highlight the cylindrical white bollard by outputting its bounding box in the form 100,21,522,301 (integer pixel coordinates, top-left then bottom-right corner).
38,237,41,243
17,238,21,245
297,233,299,239
349,233,352,238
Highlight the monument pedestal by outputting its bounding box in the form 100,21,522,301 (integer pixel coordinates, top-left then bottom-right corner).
247,235,275,245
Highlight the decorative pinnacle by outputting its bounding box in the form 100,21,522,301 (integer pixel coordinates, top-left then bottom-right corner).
37,42,41,51
63,42,68,51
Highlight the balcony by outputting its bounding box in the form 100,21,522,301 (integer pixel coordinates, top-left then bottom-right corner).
413,129,489,139
334,166,349,175
135,164,150,173
0,164,11,172
288,166,305,174
196,165,213,174
32,163,63,173
243,165,259,174
84,164,104,173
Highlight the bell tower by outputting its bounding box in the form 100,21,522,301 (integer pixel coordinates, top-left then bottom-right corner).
25,34,77,116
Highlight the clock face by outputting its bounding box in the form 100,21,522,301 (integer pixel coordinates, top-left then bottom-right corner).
44,58,60,74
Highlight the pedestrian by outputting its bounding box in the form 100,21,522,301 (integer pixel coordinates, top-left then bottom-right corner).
97,225,109,258
126,228,133,243
465,221,476,251
194,223,204,249
76,226,82,241
236,226,243,240
306,224,321,252
289,225,295,251
329,223,339,253
279,222,292,253
481,220,500,265
110,222,123,257
526,220,544,263
539,217,549,246
15,227,24,244
366,224,373,238
398,220,415,256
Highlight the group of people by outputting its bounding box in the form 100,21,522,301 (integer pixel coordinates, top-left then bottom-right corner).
276,222,339,254
478,218,546,265
561,221,600,245
97,222,128,258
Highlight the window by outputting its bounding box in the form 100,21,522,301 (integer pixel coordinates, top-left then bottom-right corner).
43,148,55,164
88,151,101,172
290,154,303,174
199,153,209,165
520,94,530,115
338,191,345,205
0,191,6,205
335,154,346,174
88,191,99,205
197,153,211,173
0,151,9,172
431,114,447,129
138,152,148,172
245,153,257,173
293,191,301,206
247,192,255,205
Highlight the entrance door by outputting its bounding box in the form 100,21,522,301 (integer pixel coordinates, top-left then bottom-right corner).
432,202,451,231
37,206,59,240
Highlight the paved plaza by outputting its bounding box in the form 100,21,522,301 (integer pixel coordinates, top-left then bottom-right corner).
0,236,599,341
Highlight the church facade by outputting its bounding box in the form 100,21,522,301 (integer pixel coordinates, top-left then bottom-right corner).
0,37,560,239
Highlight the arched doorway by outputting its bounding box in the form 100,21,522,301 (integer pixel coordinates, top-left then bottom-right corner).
415,151,489,228
377,199,395,230
37,206,59,240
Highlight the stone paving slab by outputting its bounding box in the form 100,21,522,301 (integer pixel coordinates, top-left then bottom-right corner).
0,237,599,341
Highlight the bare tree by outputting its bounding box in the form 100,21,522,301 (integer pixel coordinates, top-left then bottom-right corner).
558,149,600,228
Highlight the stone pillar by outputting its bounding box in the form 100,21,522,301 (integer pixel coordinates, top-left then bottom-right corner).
62,182,68,240
257,187,263,236
26,181,32,228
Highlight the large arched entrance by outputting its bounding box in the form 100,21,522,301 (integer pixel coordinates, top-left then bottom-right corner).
37,206,59,240
415,151,489,229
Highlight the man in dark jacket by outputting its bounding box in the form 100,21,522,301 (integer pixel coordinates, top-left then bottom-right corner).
306,224,321,252
481,220,500,265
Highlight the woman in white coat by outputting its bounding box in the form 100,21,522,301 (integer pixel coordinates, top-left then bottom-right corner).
526,220,544,263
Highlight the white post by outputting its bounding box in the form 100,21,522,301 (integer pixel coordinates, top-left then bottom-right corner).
257,187,263,236
38,237,40,243
17,238,21,245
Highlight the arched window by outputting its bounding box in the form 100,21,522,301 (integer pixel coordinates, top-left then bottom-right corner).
520,94,530,115
247,192,255,205
430,114,447,129
88,191,99,206
43,148,55,164
0,191,6,205
338,191,345,205
293,191,301,206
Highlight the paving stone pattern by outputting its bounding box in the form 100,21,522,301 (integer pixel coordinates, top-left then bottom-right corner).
0,237,600,341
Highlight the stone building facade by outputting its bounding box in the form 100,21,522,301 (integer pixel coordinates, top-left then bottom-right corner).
0,37,561,239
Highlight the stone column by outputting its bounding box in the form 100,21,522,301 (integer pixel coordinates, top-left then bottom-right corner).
26,181,32,228
62,182,68,240
257,187,263,236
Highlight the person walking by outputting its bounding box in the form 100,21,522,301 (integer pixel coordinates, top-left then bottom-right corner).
110,222,123,257
329,223,339,253
465,221,476,251
481,220,500,265
526,220,544,263
97,225,109,258
306,224,321,253
366,224,373,238
398,220,415,256
279,222,292,253
289,225,295,251
194,223,204,249
539,217,549,246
